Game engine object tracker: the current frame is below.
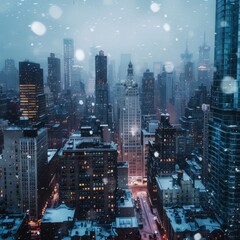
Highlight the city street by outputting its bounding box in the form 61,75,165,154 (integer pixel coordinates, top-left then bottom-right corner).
137,191,162,240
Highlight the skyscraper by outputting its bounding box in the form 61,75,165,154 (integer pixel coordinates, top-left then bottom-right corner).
0,126,48,219
48,53,61,104
197,34,211,90
63,38,74,90
19,61,46,125
141,69,155,116
147,113,177,204
180,43,195,102
208,1,240,238
120,62,142,180
95,50,109,124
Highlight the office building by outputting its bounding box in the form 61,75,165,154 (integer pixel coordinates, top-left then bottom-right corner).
48,53,61,104
120,62,143,180
208,1,240,238
141,69,155,116
95,50,109,124
19,61,46,125
63,38,74,89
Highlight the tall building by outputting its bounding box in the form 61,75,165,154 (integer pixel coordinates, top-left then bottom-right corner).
0,59,19,91
0,127,48,219
141,69,155,116
157,64,176,112
202,104,211,184
147,113,177,204
0,86,7,119
19,61,46,125
48,53,61,104
63,38,74,90
180,43,195,102
208,1,240,238
179,85,209,152
59,129,118,220
197,33,212,90
120,62,142,180
95,50,109,124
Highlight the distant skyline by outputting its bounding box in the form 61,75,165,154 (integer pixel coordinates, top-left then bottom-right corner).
0,0,215,73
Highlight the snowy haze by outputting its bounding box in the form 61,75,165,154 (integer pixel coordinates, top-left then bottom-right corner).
0,0,215,72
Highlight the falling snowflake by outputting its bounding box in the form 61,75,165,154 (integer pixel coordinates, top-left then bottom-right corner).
30,21,47,36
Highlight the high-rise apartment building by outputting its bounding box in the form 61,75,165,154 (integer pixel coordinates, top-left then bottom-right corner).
19,61,46,125
95,50,109,124
120,62,142,180
0,127,48,219
141,69,155,116
59,129,118,220
63,38,74,90
147,113,177,204
48,53,61,104
208,1,240,238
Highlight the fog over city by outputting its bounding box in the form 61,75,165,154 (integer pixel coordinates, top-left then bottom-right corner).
0,0,215,72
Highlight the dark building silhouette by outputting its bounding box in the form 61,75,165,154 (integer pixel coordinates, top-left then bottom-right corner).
141,69,155,116
208,1,240,239
19,61,46,125
179,85,209,153
95,50,109,124
48,53,61,104
180,43,195,102
147,113,177,204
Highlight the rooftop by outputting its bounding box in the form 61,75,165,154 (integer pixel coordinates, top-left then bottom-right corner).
0,214,26,239
156,171,191,190
115,217,138,228
41,204,75,223
118,189,134,208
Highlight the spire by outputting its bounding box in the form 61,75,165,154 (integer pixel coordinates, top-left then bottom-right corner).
203,31,206,46
127,61,133,76
180,39,193,63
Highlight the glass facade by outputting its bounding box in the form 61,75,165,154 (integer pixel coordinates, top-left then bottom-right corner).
208,1,240,239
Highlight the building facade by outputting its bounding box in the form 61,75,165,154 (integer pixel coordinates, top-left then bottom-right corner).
59,131,118,221
147,113,177,204
48,53,61,104
63,38,74,90
120,62,143,181
141,69,155,116
0,127,48,219
208,1,240,238
19,61,46,125
95,50,109,125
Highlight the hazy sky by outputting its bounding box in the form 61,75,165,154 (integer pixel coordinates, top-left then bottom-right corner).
0,0,215,72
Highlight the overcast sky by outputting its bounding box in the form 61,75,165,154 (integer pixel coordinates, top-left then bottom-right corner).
0,0,215,72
